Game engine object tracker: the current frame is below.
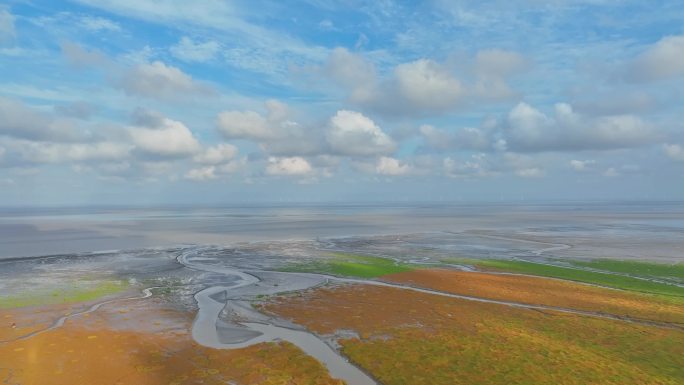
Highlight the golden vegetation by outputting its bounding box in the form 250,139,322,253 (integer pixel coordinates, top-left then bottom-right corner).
383,269,684,324
263,282,684,385
0,299,343,385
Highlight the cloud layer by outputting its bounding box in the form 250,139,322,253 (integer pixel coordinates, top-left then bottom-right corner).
1,1,683,203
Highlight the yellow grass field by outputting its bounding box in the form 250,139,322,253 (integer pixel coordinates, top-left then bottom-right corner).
0,298,343,385
263,279,684,385
383,269,684,325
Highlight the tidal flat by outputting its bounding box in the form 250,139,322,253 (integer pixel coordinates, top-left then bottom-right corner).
0,203,683,384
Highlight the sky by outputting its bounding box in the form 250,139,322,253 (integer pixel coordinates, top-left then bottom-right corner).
0,0,683,206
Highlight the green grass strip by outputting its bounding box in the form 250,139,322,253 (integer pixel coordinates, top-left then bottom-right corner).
0,280,129,309
442,258,684,300
282,252,414,278
568,259,684,282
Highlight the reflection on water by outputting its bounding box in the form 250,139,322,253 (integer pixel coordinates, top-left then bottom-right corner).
1,202,683,260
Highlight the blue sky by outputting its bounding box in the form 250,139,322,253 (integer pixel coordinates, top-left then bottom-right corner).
1,0,683,205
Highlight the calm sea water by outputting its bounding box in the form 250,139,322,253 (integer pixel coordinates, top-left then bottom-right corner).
1,202,683,259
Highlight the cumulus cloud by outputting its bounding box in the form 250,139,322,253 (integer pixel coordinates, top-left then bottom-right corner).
626,35,684,82
474,49,528,77
443,154,493,178
569,159,596,171
663,144,684,161
502,152,545,178
604,167,620,177
171,36,220,62
54,101,97,119
61,42,109,68
515,167,544,177
6,140,131,164
185,143,245,181
265,156,313,176
422,102,659,154
218,104,397,159
375,156,411,175
504,102,657,152
193,143,238,165
472,49,528,99
325,47,376,98
217,109,278,141
216,157,247,174
572,91,656,116
392,59,465,110
420,124,493,151
0,97,85,142
185,165,218,181
322,48,526,116
0,8,15,44
326,110,396,157
120,61,213,100
129,112,201,158
441,152,548,179
216,100,324,156
217,100,292,141
185,156,246,181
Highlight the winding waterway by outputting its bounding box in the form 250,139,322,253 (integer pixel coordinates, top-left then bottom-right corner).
177,248,377,385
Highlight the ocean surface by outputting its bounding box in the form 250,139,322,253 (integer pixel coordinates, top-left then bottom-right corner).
1,202,683,260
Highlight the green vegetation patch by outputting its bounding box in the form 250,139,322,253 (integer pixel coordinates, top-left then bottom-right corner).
568,259,684,282
282,252,414,278
0,280,129,309
442,258,684,300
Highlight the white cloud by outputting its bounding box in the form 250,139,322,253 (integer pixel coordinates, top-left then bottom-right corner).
393,59,465,110
8,140,130,164
0,97,85,142
443,154,493,178
375,156,410,175
420,124,492,151
79,16,121,32
216,100,325,156
193,143,238,165
663,144,684,161
70,0,326,79
569,159,596,171
475,49,528,77
120,61,213,100
266,156,313,176
326,110,396,157
515,167,544,178
627,35,684,82
185,165,217,181
217,110,275,140
502,152,545,178
604,167,619,177
319,19,334,30
472,49,528,99
325,47,377,101
420,125,454,150
322,48,526,116
217,157,247,174
171,36,220,62
129,115,201,158
505,102,657,152
441,152,546,179
572,91,656,116
0,8,15,44
186,143,245,180
61,41,109,68
216,100,300,141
